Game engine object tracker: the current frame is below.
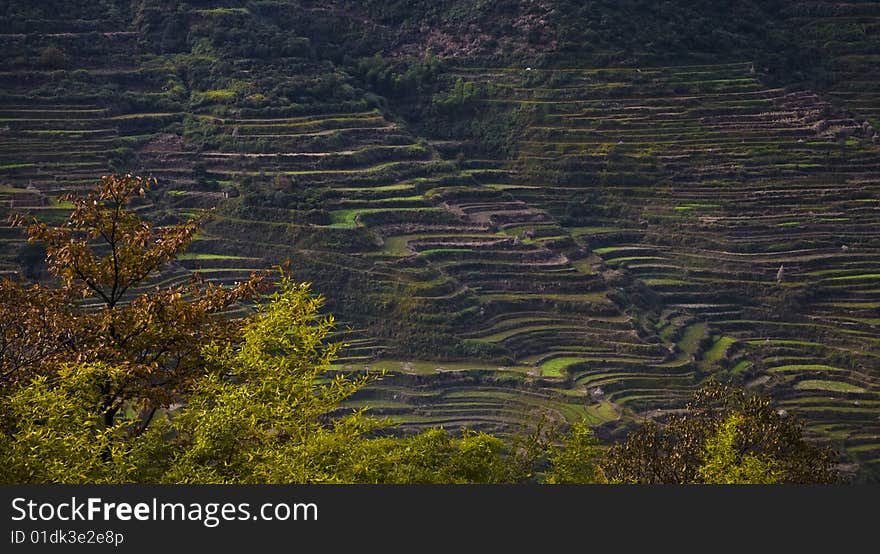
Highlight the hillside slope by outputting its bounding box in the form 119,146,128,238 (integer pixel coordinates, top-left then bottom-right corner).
1,1,878,481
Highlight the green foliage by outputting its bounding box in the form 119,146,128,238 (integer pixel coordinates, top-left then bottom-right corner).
182,115,220,149
0,278,536,484
338,428,517,484
697,413,782,484
154,278,376,483
0,363,143,484
554,1,793,64
543,421,605,484
354,54,442,99
432,78,486,112
601,382,841,484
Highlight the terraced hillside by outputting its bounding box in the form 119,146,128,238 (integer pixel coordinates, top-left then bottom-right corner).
434,62,880,477
1,1,879,480
161,62,660,438
0,2,639,441
0,2,180,279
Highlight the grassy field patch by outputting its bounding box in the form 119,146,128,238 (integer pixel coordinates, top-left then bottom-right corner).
540,357,584,377
795,380,865,393
701,336,737,366
768,364,846,373
827,274,880,281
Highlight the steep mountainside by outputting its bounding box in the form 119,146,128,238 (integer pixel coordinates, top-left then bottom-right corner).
1,1,878,481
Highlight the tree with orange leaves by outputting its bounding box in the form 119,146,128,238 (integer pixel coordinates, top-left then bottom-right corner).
3,174,269,432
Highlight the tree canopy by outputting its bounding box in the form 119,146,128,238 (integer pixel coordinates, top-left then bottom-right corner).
600,381,840,484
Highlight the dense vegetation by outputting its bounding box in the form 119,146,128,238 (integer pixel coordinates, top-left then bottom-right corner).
0,2,877,482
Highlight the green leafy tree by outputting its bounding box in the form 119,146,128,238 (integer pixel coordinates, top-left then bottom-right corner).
342,428,516,484
153,278,376,483
697,413,782,484
0,362,142,483
601,381,840,484
543,421,605,484
145,278,542,484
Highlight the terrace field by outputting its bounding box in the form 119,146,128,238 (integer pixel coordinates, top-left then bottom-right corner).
1,1,878,481
430,62,880,477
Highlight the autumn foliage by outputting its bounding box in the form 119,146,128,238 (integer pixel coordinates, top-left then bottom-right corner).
3,174,268,429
